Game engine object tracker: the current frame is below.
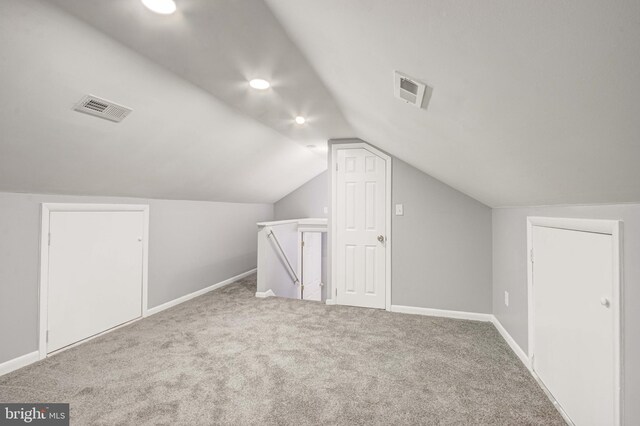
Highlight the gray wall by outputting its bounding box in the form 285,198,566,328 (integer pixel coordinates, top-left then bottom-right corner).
0,191,272,364
278,144,493,314
493,204,640,425
274,171,328,220
392,159,492,313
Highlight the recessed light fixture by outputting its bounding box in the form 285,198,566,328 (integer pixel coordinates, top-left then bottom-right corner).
295,116,306,125
306,144,316,149
249,79,270,90
142,0,176,15
141,0,176,15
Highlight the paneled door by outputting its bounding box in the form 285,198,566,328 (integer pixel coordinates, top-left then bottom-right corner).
531,224,619,425
46,210,145,353
335,147,388,309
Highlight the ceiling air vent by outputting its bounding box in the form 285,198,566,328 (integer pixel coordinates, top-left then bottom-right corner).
73,95,132,122
394,71,431,109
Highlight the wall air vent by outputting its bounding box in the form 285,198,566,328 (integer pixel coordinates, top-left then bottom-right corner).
394,71,431,109
73,95,132,122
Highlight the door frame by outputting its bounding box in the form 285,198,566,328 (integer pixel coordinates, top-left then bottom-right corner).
38,203,150,360
330,141,392,310
526,216,623,425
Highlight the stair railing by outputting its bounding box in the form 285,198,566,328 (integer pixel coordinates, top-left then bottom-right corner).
266,227,300,285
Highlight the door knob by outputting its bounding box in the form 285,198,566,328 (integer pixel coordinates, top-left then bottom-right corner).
377,235,385,243
600,297,610,307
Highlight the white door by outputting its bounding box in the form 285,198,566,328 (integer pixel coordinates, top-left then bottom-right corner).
47,211,144,353
532,225,616,425
336,147,387,309
301,232,322,301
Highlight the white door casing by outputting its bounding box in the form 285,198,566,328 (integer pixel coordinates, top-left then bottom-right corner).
527,217,622,426
333,144,390,309
39,204,149,358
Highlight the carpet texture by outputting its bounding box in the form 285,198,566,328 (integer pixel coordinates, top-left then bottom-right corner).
0,275,565,425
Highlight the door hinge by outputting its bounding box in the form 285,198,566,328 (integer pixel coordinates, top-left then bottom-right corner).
530,248,534,263
48,233,51,246
301,241,305,247
46,330,49,343
335,163,338,171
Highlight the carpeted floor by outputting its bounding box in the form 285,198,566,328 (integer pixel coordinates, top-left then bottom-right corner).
0,274,565,425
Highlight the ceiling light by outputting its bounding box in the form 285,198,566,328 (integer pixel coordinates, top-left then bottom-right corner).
306,145,316,149
249,79,270,90
295,116,306,125
141,0,177,15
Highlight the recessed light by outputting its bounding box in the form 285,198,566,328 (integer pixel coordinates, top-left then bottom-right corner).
249,79,270,90
295,116,306,125
141,0,176,15
306,144,316,149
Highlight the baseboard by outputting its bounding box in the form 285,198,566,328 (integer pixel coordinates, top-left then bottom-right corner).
0,351,39,377
146,268,256,316
2,270,255,377
325,298,336,305
388,306,531,370
390,305,493,322
255,289,275,298
491,316,531,370
490,318,571,423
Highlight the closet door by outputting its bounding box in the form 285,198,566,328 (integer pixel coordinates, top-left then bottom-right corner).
47,211,144,353
532,225,616,425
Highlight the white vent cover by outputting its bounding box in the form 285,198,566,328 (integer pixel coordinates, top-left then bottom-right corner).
394,71,430,108
73,95,132,122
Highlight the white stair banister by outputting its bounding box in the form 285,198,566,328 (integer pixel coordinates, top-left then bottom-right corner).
266,226,300,285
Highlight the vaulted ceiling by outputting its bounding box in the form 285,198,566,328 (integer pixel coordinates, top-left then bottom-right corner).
1,0,639,206
267,0,640,206
0,0,343,203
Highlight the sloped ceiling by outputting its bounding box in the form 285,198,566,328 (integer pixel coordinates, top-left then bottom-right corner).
267,0,640,207
1,0,639,207
0,0,348,203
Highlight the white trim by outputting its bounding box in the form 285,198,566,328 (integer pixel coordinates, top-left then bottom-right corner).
527,216,619,235
530,366,576,426
47,317,142,357
491,316,530,369
146,269,257,315
7,268,254,376
0,351,39,377
38,203,150,360
390,305,493,322
255,289,276,298
257,219,301,227
526,216,623,426
257,218,327,227
494,201,640,210
388,304,575,424
365,304,531,369
331,141,393,311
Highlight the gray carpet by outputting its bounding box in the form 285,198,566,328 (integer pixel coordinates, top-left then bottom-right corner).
0,275,565,425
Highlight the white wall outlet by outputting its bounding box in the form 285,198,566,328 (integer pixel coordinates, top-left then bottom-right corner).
323,206,328,214
504,291,509,307
395,204,404,216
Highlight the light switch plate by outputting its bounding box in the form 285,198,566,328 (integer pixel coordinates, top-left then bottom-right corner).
323,206,328,214
395,204,404,216
504,291,509,307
